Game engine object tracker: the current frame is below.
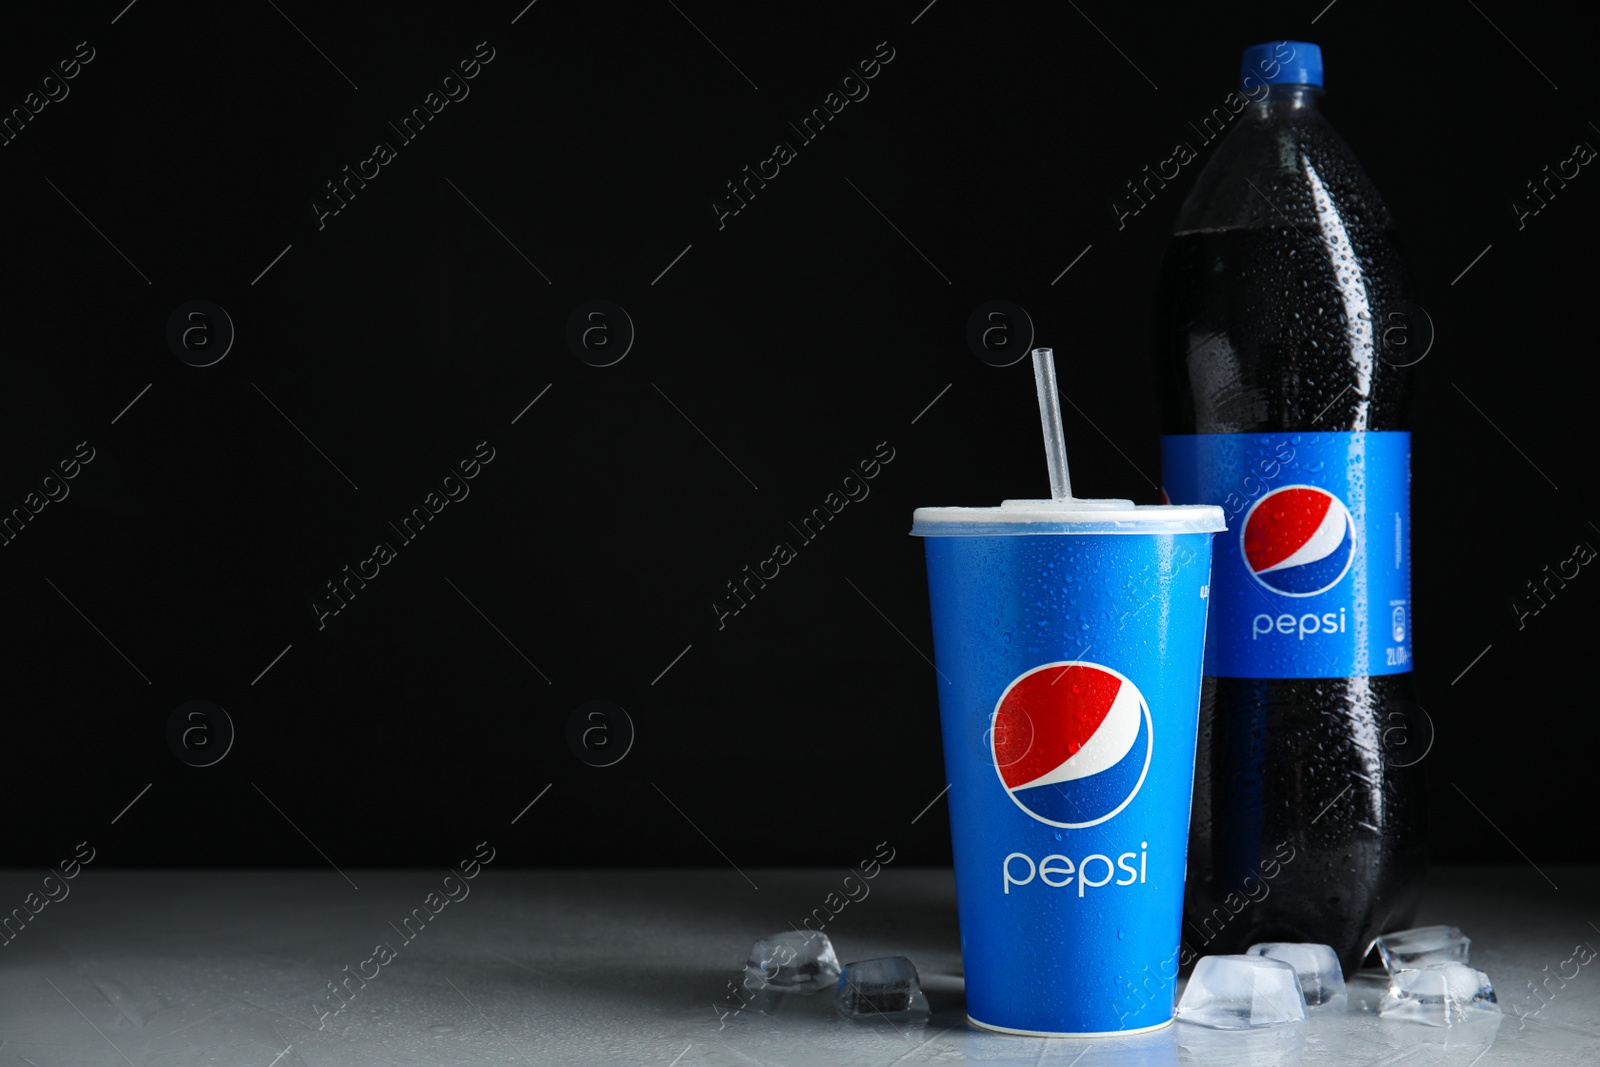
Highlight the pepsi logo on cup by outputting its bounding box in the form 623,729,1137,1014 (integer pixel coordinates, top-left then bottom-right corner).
993,662,1152,829
1242,485,1355,597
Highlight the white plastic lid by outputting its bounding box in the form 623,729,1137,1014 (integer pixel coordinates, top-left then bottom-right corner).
911,498,1227,537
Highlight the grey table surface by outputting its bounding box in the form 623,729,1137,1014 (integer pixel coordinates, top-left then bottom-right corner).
0,865,1594,1066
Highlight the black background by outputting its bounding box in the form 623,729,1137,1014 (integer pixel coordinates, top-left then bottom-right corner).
1,0,1594,871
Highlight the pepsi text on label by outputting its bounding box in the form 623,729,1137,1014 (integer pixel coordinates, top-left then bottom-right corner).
1253,608,1346,641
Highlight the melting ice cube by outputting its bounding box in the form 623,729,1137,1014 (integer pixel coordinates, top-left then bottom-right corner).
1246,942,1346,1006
1371,925,1470,974
834,956,929,1017
744,931,840,993
1176,955,1308,1030
1379,962,1499,1026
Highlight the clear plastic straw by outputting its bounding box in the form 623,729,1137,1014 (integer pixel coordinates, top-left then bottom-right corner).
1031,347,1073,502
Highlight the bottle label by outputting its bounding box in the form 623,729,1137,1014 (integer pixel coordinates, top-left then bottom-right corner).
1161,432,1411,678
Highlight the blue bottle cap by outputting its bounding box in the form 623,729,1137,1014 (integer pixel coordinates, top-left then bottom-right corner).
1239,40,1323,90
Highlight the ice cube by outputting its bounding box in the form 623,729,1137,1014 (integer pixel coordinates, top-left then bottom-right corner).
1176,955,1308,1030
744,931,840,993
1246,942,1347,1006
1378,962,1499,1026
834,957,929,1016
1372,925,1471,974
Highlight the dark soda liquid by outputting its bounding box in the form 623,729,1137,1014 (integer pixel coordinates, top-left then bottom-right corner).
1157,229,1415,435
1187,675,1427,975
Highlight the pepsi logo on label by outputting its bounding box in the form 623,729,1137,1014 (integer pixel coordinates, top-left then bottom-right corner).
993,662,1152,829
1242,485,1356,598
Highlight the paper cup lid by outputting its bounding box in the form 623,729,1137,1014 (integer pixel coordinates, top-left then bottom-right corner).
911,498,1227,536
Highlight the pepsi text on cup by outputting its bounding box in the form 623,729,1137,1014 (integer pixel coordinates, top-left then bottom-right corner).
1002,842,1149,896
